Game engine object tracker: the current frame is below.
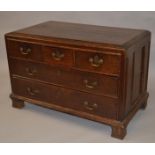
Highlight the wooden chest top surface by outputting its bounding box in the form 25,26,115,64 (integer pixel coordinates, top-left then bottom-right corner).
7,21,150,48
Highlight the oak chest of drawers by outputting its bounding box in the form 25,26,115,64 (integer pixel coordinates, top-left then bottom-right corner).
5,21,151,139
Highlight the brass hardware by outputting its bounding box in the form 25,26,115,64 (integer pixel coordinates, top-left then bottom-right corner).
25,67,37,76
89,55,103,67
27,87,39,96
83,101,98,111
51,49,64,61
83,79,98,89
20,47,32,55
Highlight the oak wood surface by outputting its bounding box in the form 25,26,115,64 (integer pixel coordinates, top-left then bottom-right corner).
75,50,121,75
9,58,119,98
11,77,118,119
10,21,150,48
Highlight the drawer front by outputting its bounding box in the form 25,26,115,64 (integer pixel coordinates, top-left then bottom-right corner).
42,46,73,67
6,40,42,61
10,59,119,98
75,51,121,75
11,78,118,119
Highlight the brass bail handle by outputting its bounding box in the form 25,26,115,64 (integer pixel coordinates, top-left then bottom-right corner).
27,87,39,96
25,67,37,76
83,101,98,111
83,79,98,89
51,49,64,61
89,55,103,67
20,47,32,55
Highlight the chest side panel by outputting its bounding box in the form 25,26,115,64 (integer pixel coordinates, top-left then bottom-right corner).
124,36,151,116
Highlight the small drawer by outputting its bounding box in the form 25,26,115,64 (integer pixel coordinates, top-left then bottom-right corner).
75,51,121,76
10,59,119,98
42,46,73,67
6,40,42,61
11,78,118,119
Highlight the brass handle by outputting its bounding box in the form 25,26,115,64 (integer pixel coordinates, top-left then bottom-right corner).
89,55,103,67
20,47,32,55
83,101,98,111
83,79,98,89
27,87,39,96
51,50,64,61
25,67,37,76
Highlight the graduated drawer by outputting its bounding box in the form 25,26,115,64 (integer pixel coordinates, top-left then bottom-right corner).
6,40,42,61
11,78,118,119
75,50,121,76
10,59,119,98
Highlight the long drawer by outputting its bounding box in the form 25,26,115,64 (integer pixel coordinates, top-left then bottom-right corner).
9,58,119,98
11,78,118,119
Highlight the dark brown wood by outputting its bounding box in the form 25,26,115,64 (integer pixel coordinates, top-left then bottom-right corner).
11,77,118,119
9,58,119,98
141,100,148,110
11,96,25,109
123,36,151,119
8,21,150,49
111,125,127,139
7,39,42,61
74,50,121,75
42,46,74,67
5,21,151,139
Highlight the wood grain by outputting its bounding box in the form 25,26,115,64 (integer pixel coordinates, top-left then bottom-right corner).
5,21,151,139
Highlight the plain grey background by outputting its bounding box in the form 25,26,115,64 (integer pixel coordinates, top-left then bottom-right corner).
0,12,155,142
